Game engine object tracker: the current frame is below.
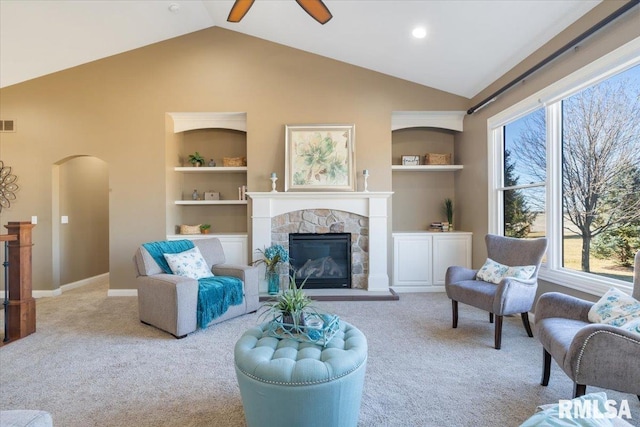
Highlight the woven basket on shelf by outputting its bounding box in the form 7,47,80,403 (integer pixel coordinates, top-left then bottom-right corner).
179,224,202,235
424,153,452,165
222,157,247,167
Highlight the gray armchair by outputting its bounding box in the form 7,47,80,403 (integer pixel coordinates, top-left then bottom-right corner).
133,237,260,338
534,251,640,398
445,234,548,349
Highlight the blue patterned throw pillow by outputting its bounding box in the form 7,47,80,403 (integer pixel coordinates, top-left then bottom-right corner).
476,258,509,284
506,265,536,280
588,287,640,335
476,258,536,285
163,247,214,280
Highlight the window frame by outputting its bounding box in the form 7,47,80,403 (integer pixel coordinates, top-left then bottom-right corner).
487,37,640,296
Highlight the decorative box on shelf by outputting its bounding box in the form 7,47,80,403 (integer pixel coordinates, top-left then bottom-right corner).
266,313,340,347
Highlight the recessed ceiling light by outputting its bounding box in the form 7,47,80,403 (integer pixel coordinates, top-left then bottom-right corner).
168,3,180,13
412,27,427,39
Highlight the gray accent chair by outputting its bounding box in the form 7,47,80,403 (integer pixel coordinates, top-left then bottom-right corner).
445,234,548,349
534,250,640,399
133,238,260,338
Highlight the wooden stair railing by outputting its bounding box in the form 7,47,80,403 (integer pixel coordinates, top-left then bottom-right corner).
1,221,36,345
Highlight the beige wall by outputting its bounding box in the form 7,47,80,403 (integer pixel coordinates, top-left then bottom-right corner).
0,27,467,291
456,1,640,268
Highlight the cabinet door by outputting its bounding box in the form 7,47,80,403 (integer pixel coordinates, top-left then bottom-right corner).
167,234,248,265
393,235,433,286
432,234,472,285
215,236,248,265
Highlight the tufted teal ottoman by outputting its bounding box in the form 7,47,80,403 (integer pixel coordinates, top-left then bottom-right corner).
0,410,53,427
234,320,367,427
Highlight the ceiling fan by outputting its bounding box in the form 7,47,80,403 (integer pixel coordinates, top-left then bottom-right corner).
227,0,333,25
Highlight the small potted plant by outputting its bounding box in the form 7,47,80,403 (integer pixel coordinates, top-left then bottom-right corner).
200,224,211,234
443,198,454,231
259,274,315,331
188,151,205,167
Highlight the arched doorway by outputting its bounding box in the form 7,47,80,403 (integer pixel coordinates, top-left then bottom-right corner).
52,156,109,289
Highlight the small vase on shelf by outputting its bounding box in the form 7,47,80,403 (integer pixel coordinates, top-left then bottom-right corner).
267,270,280,295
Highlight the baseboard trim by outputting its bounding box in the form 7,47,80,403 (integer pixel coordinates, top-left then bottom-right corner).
1,273,110,299
107,289,137,297
391,285,445,293
31,288,62,298
61,273,109,293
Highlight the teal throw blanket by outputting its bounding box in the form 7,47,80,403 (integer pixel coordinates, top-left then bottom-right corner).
142,240,244,328
196,276,244,328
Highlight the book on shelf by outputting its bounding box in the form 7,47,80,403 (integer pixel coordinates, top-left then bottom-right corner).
238,185,248,200
429,221,450,232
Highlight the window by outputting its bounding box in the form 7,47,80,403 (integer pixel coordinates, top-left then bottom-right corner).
488,39,640,295
502,109,546,240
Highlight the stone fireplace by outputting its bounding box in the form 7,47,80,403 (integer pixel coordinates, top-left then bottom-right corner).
272,210,367,289
247,191,392,292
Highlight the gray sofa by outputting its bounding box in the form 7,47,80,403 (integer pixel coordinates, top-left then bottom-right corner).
133,238,260,338
534,251,640,398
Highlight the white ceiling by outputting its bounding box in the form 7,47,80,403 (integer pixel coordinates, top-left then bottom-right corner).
0,0,601,97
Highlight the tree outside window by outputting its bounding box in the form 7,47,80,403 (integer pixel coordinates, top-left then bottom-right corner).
504,64,640,282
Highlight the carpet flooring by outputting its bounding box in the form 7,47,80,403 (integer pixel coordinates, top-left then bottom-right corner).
0,282,638,427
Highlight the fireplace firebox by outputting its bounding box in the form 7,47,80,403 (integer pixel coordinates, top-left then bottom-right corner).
289,233,351,289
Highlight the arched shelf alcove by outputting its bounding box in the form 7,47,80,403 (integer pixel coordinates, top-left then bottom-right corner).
165,112,249,257
390,111,465,232
168,112,247,133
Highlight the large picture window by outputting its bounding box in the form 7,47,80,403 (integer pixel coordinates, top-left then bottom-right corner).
488,40,640,294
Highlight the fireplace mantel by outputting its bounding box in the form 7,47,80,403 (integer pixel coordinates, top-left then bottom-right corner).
247,192,392,292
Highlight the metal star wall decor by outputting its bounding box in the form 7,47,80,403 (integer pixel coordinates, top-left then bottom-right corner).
0,161,19,212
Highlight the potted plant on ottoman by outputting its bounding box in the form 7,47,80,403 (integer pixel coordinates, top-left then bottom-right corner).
259,274,315,331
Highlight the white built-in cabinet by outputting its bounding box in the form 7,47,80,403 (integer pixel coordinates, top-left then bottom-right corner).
167,233,248,266
392,232,472,292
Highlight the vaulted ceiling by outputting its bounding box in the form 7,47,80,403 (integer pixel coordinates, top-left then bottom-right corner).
0,0,601,97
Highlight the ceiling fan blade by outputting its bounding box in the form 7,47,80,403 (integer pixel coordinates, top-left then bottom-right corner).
227,0,255,23
295,0,333,24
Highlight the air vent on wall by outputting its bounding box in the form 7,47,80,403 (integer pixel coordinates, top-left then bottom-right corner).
0,120,16,132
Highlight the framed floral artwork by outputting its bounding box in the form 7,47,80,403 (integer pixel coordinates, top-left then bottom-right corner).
285,124,356,191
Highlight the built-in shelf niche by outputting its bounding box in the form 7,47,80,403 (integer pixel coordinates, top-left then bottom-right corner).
166,112,249,235
391,111,464,231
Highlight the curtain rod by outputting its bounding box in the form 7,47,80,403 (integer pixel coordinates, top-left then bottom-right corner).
467,0,640,115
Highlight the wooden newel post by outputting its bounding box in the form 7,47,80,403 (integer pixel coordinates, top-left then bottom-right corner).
5,221,36,342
